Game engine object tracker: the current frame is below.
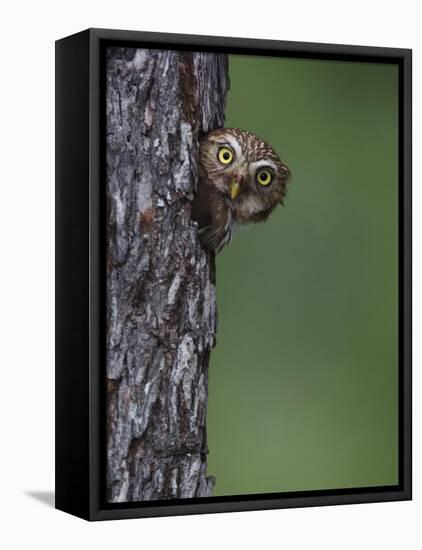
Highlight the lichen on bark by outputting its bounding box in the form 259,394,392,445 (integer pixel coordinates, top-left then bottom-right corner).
106,47,229,502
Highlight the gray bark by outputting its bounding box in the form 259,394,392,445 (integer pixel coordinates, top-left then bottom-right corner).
106,47,229,502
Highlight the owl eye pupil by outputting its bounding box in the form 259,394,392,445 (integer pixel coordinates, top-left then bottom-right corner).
261,172,268,181
223,152,230,160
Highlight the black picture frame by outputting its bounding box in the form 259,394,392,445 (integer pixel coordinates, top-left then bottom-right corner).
55,28,412,521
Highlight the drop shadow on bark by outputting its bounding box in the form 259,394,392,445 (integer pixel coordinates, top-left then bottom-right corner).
25,490,55,508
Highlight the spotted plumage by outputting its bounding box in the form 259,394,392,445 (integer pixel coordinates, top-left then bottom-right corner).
191,128,291,253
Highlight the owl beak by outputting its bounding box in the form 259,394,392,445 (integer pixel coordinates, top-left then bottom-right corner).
230,180,241,200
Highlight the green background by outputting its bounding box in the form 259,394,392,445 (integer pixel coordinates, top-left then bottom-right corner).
207,55,398,496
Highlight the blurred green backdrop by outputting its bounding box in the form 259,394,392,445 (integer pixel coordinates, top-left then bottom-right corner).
207,55,398,496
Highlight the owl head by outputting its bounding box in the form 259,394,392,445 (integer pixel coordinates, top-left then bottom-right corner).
199,128,291,224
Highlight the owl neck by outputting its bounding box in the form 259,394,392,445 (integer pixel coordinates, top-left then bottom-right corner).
213,205,232,253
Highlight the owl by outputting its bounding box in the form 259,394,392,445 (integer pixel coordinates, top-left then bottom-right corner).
191,128,291,253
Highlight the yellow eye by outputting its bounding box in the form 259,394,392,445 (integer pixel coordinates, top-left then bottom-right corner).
257,169,272,186
218,146,234,165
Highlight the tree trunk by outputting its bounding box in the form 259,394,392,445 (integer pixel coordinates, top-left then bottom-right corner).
106,47,229,503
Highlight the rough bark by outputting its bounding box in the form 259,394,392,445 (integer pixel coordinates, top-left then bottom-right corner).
106,47,229,503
